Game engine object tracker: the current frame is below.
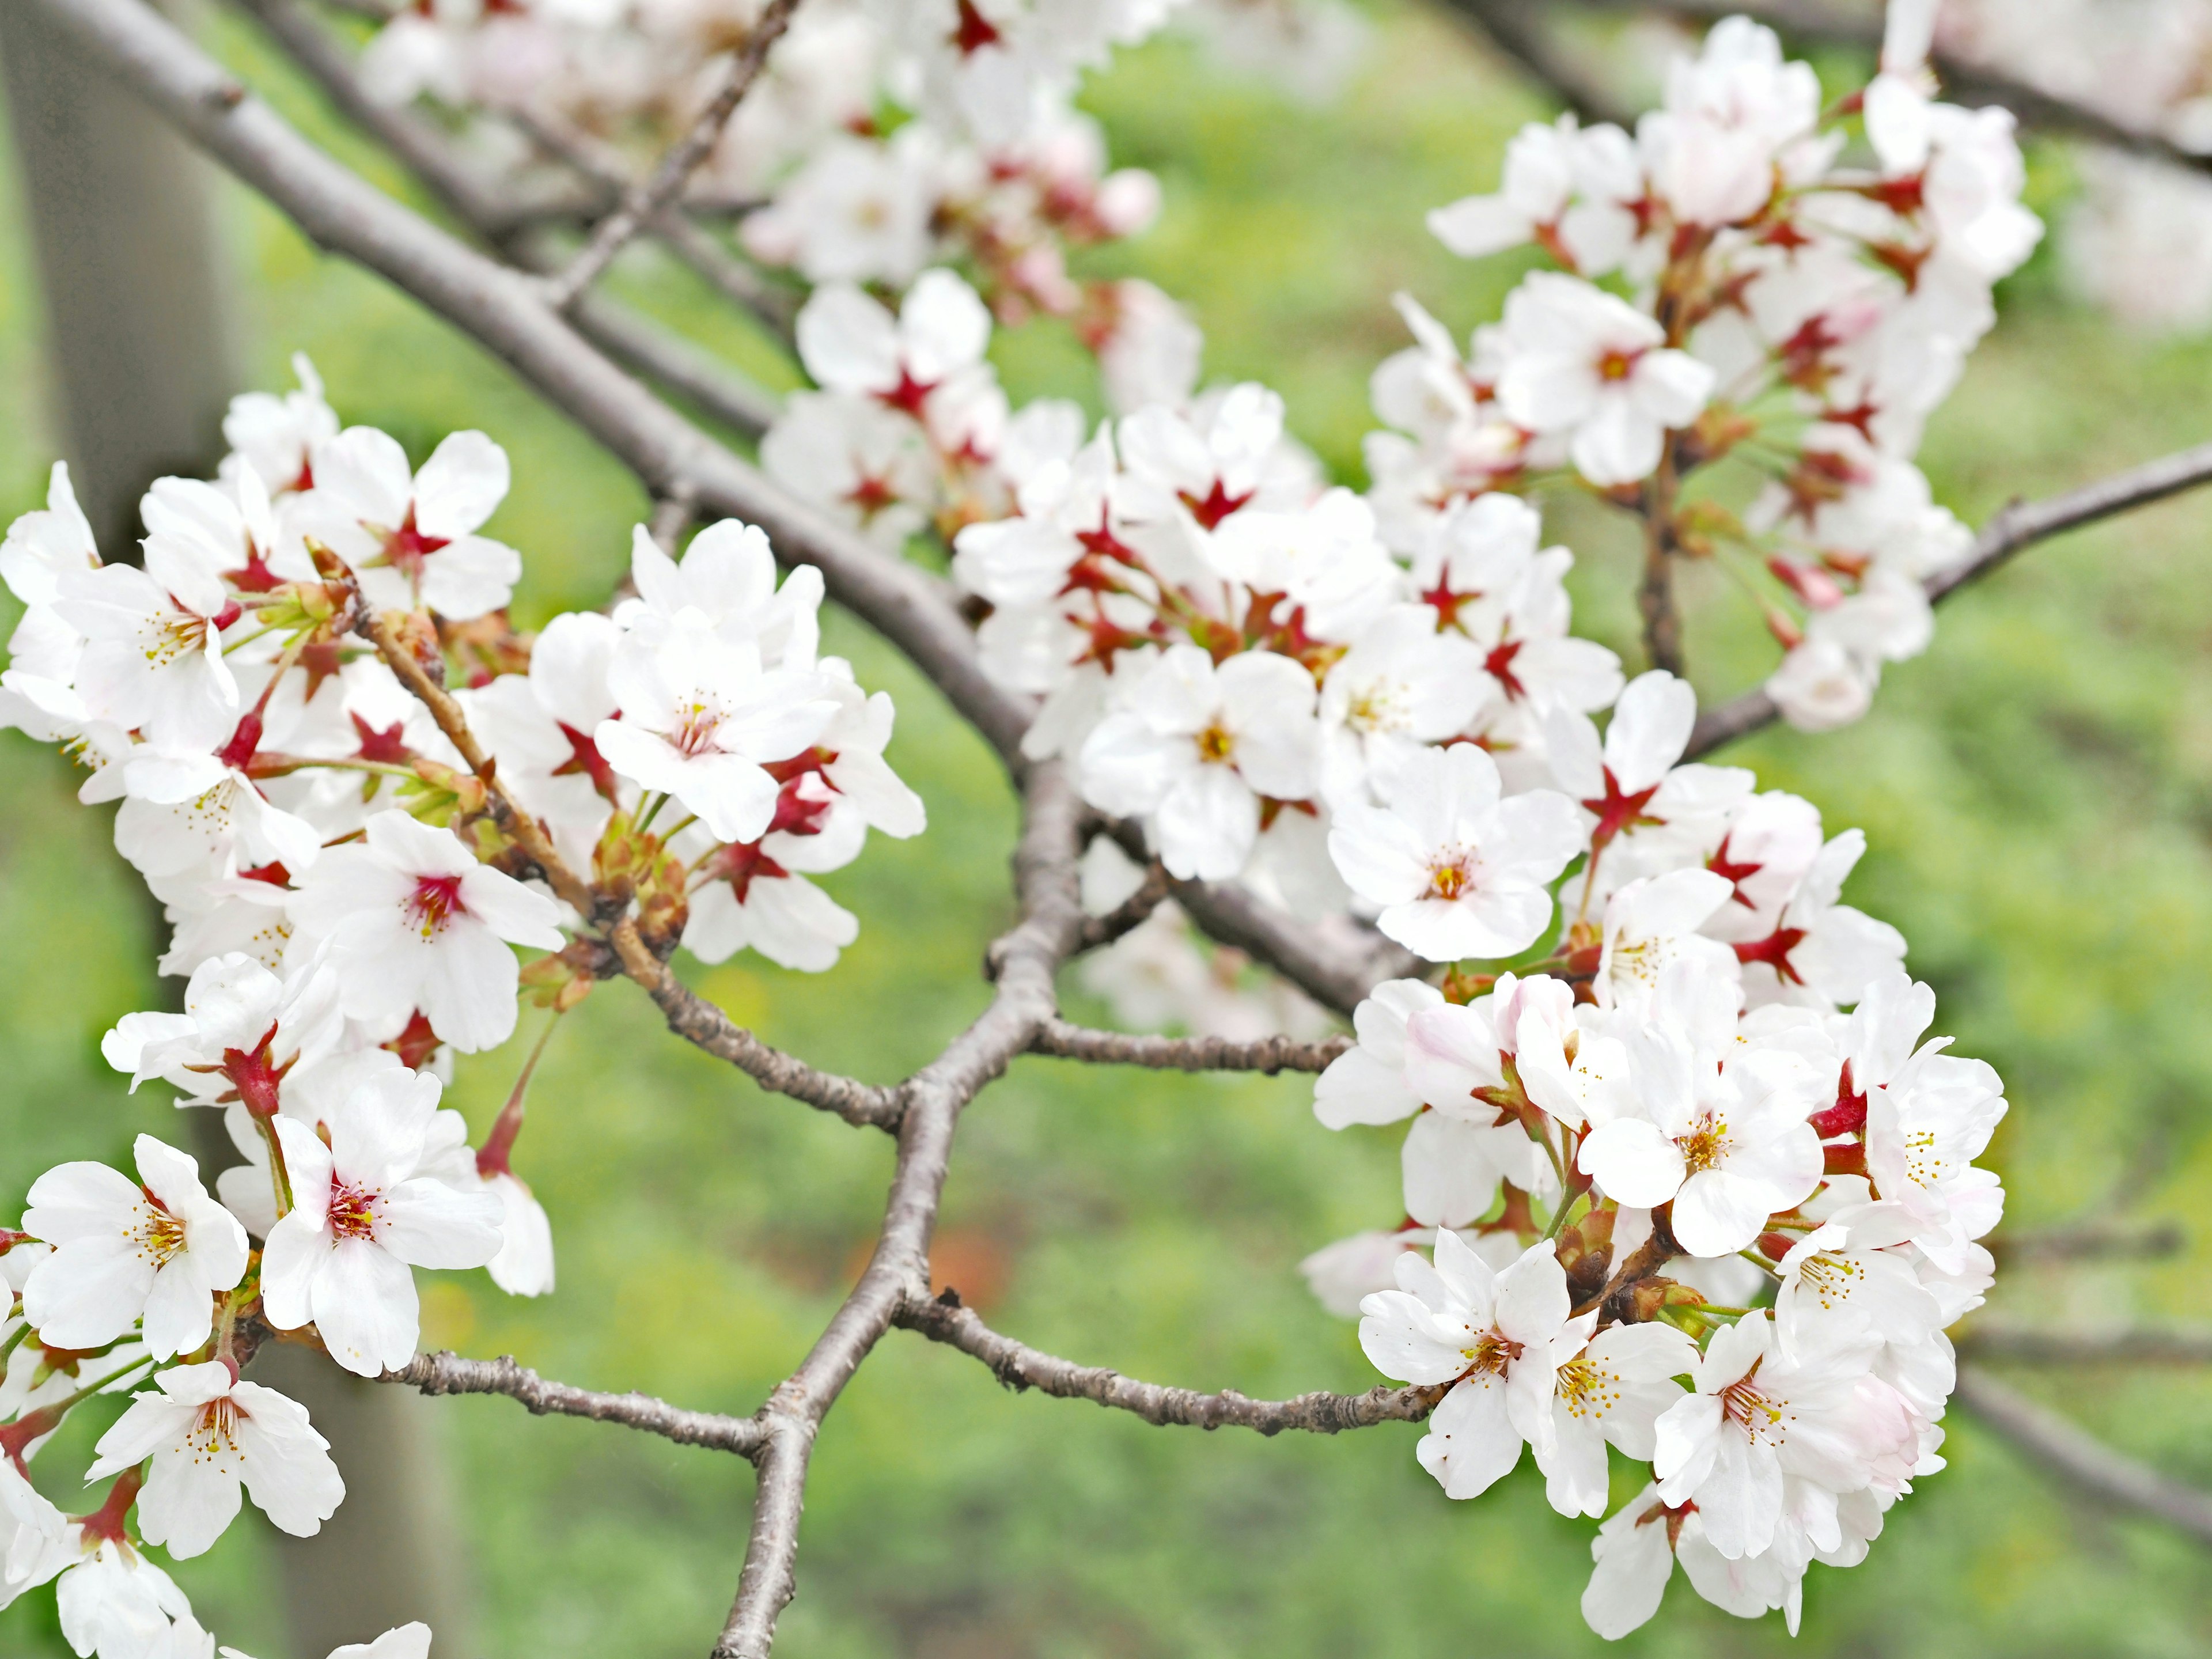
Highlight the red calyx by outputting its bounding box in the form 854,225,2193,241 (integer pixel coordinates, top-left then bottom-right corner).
553,722,621,802
874,370,937,419
1755,1230,1797,1262
298,641,344,706
1732,926,1807,983
71,1465,145,1543
1484,639,1527,701
951,0,1002,54
1824,1141,1869,1176
1581,766,1664,854
844,473,902,524
1180,479,1253,532
1809,1059,1869,1139
1420,575,1472,630
217,711,266,773
384,509,451,579
1706,833,1763,908
351,713,411,765
709,839,791,904
226,546,283,594
239,861,290,887
766,778,834,838
385,1010,441,1071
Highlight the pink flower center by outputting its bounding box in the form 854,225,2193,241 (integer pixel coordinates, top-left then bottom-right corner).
406,873,466,939
328,1180,380,1242
187,1396,245,1461
1425,855,1475,903
1596,346,1642,382
1677,1112,1730,1174
669,696,730,759
1461,1329,1522,1377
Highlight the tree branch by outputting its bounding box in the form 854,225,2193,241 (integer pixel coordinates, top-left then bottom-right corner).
1074,858,1171,952
382,1350,767,1456
231,0,784,435
605,918,905,1131
1688,437,2212,757
1434,0,1641,127
1169,877,1425,1017
541,0,802,309
1954,1363,2212,1545
1993,1221,2187,1263
1031,1020,1349,1074
1956,1325,2212,1366
46,0,1036,774
895,1293,1446,1433
710,764,1089,1658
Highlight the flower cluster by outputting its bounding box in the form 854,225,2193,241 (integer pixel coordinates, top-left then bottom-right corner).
358,0,1200,377
0,361,922,1653
1384,9,2039,729
1316,945,1999,1634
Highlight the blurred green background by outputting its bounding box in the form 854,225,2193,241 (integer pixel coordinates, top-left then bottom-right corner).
4,3,2211,1656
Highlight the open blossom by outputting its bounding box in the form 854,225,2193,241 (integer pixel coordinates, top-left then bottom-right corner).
290,812,564,1052
1080,646,1319,881
102,952,342,1111
52,1533,198,1659
1533,1317,1699,1518
262,1065,505,1376
52,537,240,753
300,426,521,620
1359,1233,1569,1500
596,613,840,846
1495,272,1715,486
1328,742,1581,961
86,1362,344,1559
21,1137,249,1360
1576,979,1823,1257
1653,1310,1916,1560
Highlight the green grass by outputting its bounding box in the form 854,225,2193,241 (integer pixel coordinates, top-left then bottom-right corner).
3,3,2211,1656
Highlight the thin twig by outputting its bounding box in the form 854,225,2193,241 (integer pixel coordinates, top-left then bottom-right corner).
383,1351,767,1456
606,918,905,1131
543,0,802,309
232,0,786,436
896,1293,1446,1433
1688,437,2212,756
1074,860,1172,951
1031,1020,1350,1074
1954,1364,2212,1544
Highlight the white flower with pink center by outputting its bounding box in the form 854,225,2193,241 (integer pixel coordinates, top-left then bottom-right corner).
289,811,564,1053
261,1065,505,1376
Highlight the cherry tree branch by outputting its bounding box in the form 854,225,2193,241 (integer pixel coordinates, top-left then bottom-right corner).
41,0,1037,774
1074,859,1171,951
713,764,1088,1658
541,0,802,308
1031,1021,1350,1074
1993,1221,2187,1263
604,919,905,1131
1956,1325,2212,1366
895,1293,1447,1433
231,0,785,436
1687,437,2212,757
381,1351,768,1456
1954,1364,2212,1545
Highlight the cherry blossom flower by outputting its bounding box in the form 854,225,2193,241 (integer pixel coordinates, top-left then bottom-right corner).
1358,1233,1570,1499
1495,273,1715,486
52,1532,198,1659
1532,1315,1697,1517
289,812,565,1053
101,952,342,1113
300,427,521,620
1327,742,1582,961
1594,868,1741,1012
262,1065,505,1376
1577,995,1822,1257
85,1362,344,1559
1315,606,1491,810
21,1137,248,1360
53,537,241,753
1079,646,1319,881
1652,1310,1916,1559
1312,979,1444,1128
1731,828,1907,1010
596,612,840,846
219,353,336,497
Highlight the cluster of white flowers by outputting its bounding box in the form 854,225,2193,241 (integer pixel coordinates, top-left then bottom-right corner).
1383,4,2039,730
1313,916,2001,1633
358,0,1202,385
0,360,922,1653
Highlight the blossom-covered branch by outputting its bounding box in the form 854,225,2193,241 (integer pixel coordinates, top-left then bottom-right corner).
1687,435,2212,756
897,1292,1449,1432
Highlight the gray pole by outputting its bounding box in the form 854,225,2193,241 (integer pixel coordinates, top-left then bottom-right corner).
1,13,477,1655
